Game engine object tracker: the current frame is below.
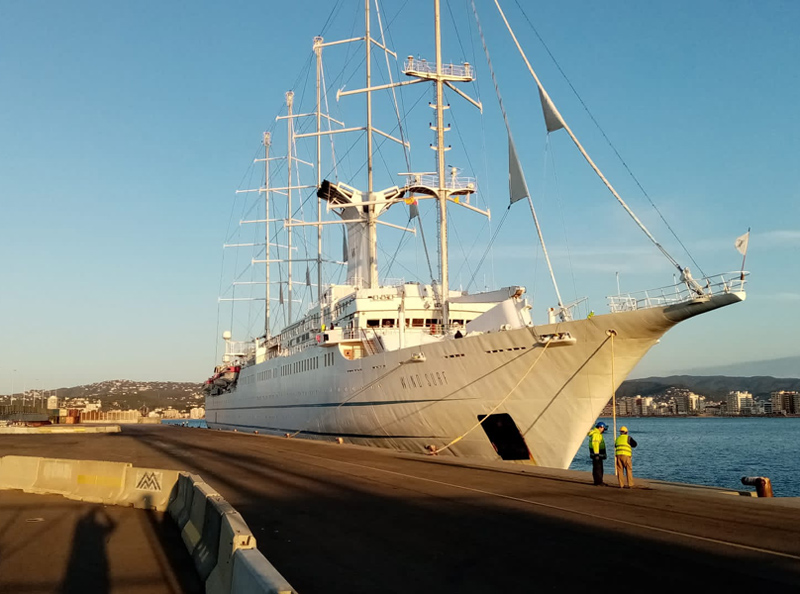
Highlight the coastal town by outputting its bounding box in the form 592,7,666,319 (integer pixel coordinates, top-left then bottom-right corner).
603,389,800,417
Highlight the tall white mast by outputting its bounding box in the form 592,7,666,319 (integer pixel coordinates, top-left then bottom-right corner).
286,91,294,322
264,131,271,338
365,0,378,288
315,37,323,301
433,0,449,325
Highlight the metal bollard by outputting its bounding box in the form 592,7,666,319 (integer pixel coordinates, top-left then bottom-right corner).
741,476,774,497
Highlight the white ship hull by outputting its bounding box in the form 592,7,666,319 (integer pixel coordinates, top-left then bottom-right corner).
206,292,742,469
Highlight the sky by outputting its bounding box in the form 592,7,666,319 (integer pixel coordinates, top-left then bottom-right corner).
1,0,798,392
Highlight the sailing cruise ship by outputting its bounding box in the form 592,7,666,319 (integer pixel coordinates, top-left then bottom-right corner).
204,0,746,469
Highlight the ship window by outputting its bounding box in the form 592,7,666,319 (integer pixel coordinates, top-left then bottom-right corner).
478,413,532,461
412,318,424,327
452,319,464,326
382,319,395,327
367,319,380,327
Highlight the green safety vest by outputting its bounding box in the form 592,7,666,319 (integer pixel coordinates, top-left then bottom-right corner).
615,434,632,457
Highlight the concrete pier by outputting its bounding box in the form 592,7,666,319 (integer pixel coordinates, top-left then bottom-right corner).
1,424,799,592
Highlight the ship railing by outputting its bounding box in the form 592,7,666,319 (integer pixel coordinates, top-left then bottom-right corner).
223,340,256,360
607,271,747,313
405,173,476,194
404,58,473,79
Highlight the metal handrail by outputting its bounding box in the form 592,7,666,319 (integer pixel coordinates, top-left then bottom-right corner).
404,58,473,79
607,271,747,313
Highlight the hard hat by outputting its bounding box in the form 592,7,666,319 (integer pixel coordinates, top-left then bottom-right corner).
596,422,608,430
620,426,628,433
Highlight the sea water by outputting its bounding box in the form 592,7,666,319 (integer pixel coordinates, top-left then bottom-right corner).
161,418,208,428
569,417,800,496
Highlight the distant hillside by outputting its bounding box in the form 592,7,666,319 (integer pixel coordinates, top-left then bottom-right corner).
680,356,800,379
618,375,800,400
1,380,204,411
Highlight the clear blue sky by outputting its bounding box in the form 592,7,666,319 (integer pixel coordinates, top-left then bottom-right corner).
2,1,798,391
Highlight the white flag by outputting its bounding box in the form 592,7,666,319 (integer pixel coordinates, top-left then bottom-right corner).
734,231,750,255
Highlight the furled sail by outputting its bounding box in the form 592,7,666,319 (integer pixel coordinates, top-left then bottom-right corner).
537,86,565,133
508,136,531,204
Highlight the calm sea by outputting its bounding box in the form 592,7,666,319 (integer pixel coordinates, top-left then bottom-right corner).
569,417,800,497
161,419,208,428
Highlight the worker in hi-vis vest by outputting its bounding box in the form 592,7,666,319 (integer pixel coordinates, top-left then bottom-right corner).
614,426,638,488
587,422,608,486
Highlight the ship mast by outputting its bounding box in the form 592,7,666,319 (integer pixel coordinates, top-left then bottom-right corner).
365,0,378,288
315,38,323,301
264,131,271,338
433,0,449,324
286,90,294,322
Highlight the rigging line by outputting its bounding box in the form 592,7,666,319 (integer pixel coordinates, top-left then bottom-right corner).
319,60,340,181
335,0,410,91
383,214,415,279
466,207,510,292
225,143,267,245
471,0,559,307
374,0,411,173
466,0,495,288
448,216,477,290
545,136,580,309
445,96,493,281
416,204,437,285
378,242,419,280
509,0,703,277
345,87,429,181
435,338,552,455
493,1,682,274
318,0,344,36
451,217,489,281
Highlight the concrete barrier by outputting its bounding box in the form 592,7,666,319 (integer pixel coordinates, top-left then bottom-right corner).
231,548,296,594
1,457,297,593
168,472,201,528
0,455,41,491
0,456,181,511
206,508,257,594
31,458,129,503
181,482,221,554
118,466,180,510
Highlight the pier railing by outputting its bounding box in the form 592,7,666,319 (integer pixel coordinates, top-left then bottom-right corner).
607,271,747,313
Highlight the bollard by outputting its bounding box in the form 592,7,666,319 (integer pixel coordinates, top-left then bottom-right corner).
741,476,774,497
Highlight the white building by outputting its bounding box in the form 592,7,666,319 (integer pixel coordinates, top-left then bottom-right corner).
726,391,754,415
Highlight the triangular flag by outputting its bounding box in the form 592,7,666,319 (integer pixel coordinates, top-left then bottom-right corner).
509,136,531,204
735,231,750,255
305,267,311,287
342,230,348,262
409,201,419,220
537,85,565,133
279,284,284,305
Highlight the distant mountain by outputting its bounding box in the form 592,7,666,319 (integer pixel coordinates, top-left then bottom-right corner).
679,356,800,379
0,380,204,412
618,375,800,400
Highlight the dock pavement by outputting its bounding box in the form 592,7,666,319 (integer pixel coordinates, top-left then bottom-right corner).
1,424,799,593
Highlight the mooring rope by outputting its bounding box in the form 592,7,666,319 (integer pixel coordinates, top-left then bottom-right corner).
432,337,552,455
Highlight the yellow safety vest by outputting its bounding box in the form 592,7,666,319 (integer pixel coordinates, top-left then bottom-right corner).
615,434,632,457
588,428,606,456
